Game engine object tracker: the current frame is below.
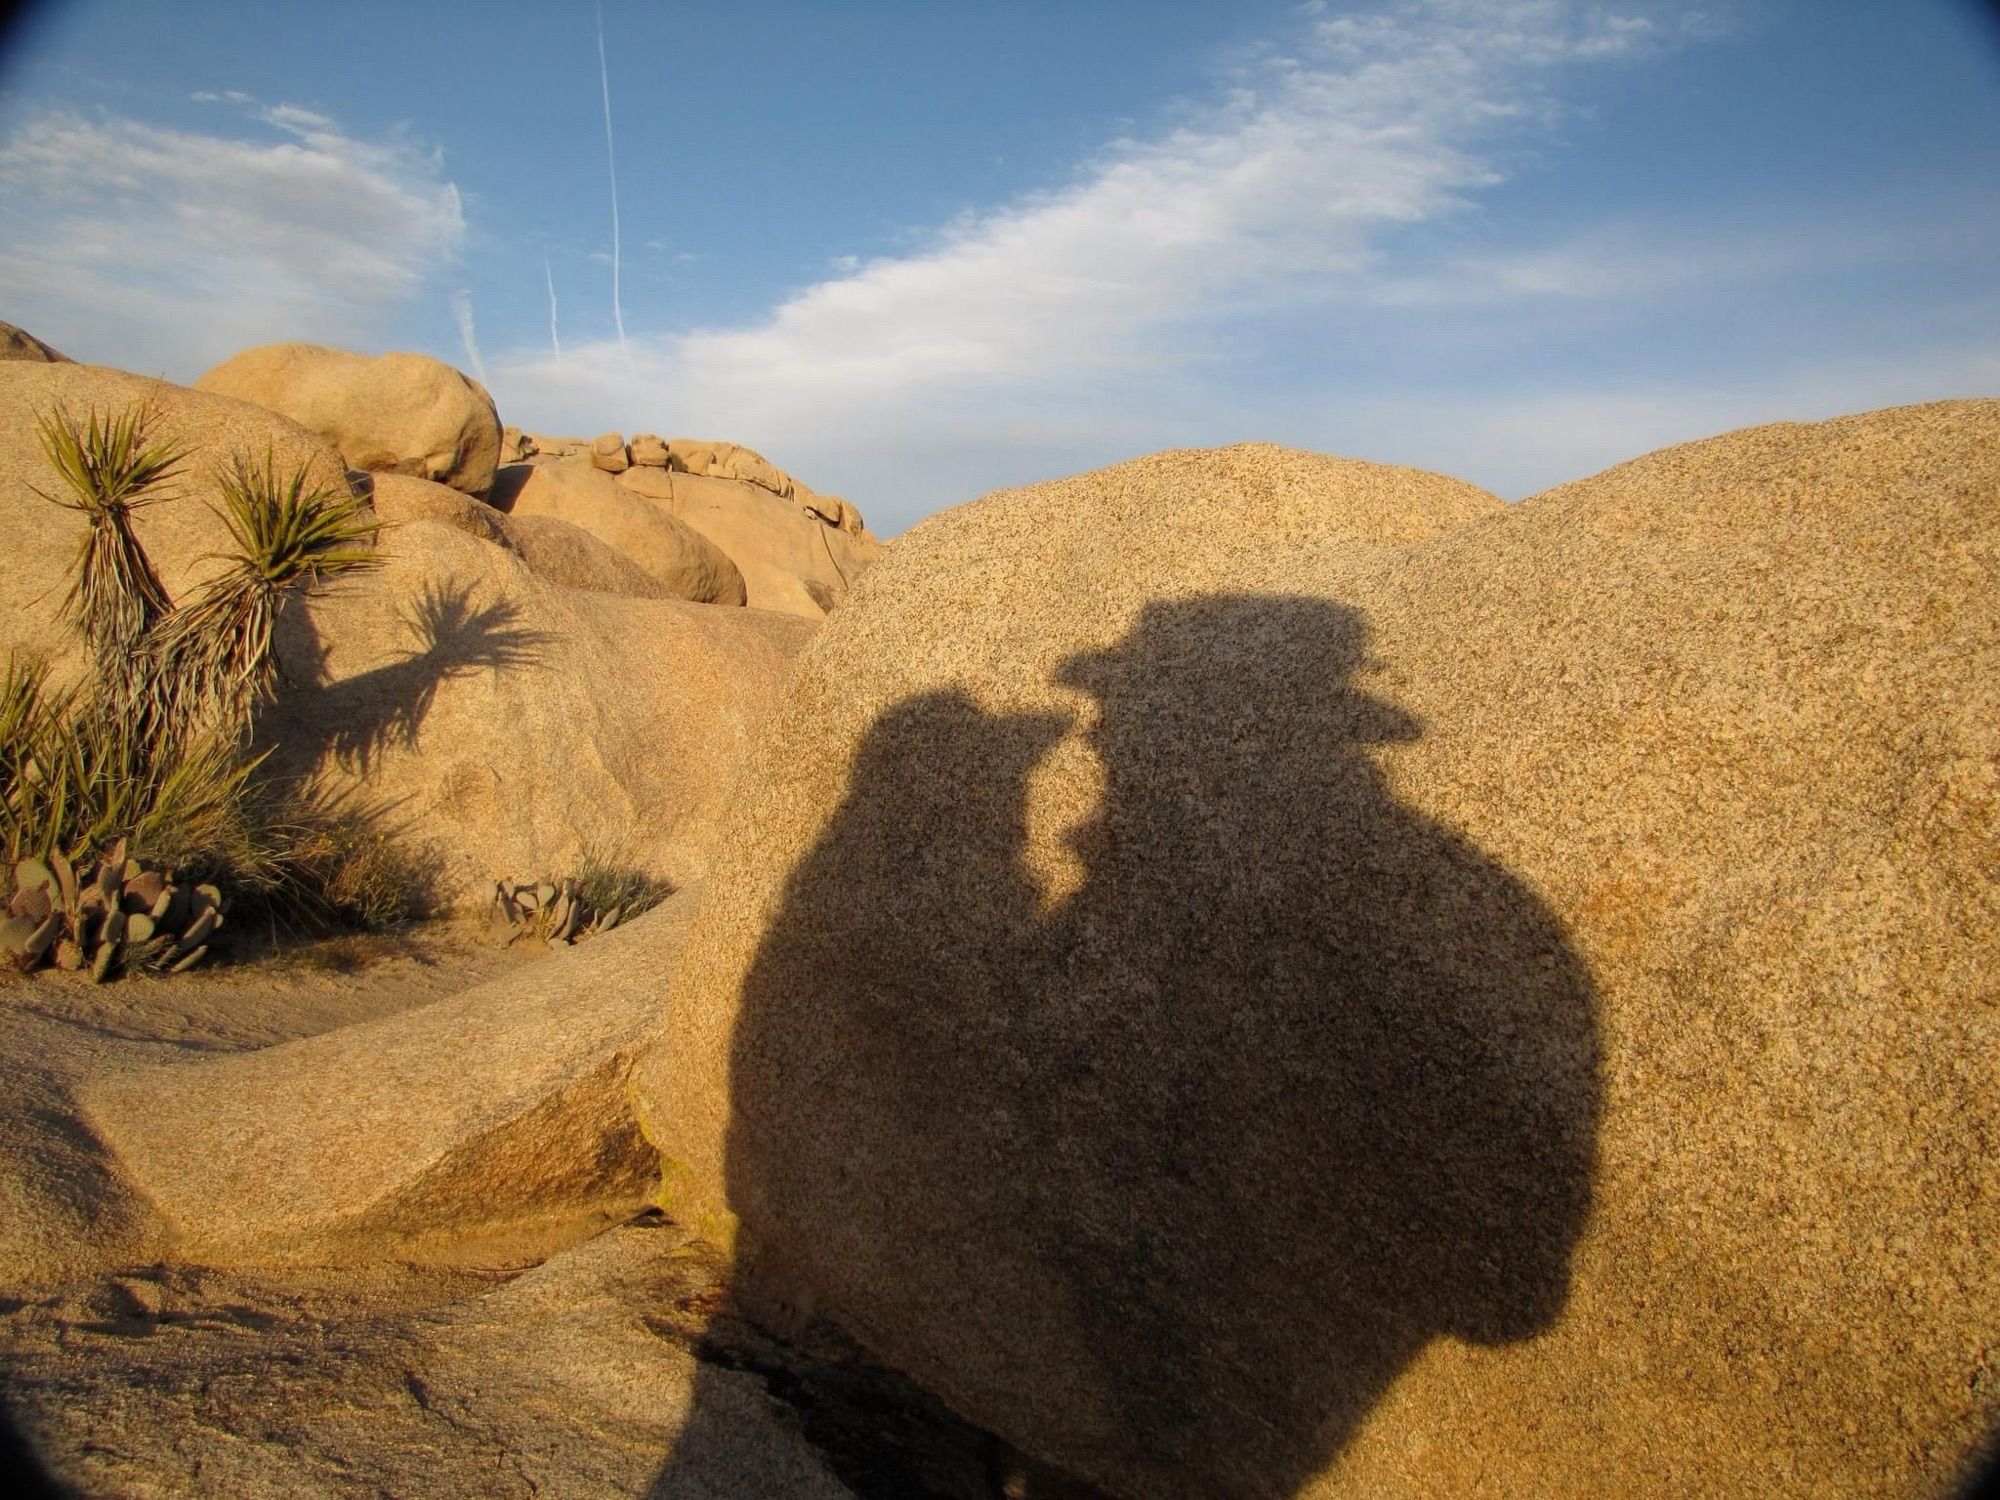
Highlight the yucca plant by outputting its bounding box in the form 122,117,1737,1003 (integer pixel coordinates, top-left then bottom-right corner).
148,448,380,748
0,664,265,873
0,658,77,862
34,403,185,698
1,406,419,977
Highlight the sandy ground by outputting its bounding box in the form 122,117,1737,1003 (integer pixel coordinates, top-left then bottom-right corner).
0,928,1051,1499
0,924,537,1291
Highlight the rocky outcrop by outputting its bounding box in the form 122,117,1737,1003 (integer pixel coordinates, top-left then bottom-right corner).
633,412,2000,1498
369,472,671,600
589,432,630,474
194,343,503,497
505,430,879,615
499,424,535,463
0,322,71,363
615,467,881,618
0,363,813,903
501,512,675,600
795,487,864,536
490,461,747,607
82,891,704,1263
367,472,515,549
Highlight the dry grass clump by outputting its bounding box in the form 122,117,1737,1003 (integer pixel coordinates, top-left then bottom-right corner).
272,793,443,933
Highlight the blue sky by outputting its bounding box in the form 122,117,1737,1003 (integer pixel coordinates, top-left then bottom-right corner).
1,1,1995,533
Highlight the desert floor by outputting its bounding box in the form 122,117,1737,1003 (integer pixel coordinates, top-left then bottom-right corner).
0,932,1029,1500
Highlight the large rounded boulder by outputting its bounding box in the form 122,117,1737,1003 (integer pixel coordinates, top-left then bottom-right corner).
194,343,503,496
369,472,672,600
635,415,2000,1497
262,521,805,896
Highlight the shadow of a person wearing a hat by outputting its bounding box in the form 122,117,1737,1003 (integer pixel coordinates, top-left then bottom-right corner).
669,594,1601,1499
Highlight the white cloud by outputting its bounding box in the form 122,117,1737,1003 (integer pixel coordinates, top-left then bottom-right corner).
1365,194,2000,309
451,288,487,384
488,1,1725,529
0,104,463,374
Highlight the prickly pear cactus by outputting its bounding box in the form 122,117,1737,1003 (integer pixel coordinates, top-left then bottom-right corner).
485,876,628,950
4,838,225,982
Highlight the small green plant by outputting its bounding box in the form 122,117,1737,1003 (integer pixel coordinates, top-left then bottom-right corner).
486,858,672,949
574,850,674,923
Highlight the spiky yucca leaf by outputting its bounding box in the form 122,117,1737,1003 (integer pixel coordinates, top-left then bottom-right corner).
0,658,64,790
212,449,380,587
0,658,77,861
35,404,185,691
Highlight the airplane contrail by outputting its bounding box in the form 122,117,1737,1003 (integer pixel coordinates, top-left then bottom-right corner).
544,248,562,364
450,288,488,383
595,0,627,354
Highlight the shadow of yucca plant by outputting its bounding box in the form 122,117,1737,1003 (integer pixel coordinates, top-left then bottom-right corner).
2,404,406,977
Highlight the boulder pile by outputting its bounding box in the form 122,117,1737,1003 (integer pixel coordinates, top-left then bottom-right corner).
487,460,748,606
499,426,881,617
0,357,815,904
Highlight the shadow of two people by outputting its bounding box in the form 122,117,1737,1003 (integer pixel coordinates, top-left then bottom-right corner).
659,594,1603,1500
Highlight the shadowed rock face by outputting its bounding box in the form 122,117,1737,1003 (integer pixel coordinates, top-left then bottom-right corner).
0,322,70,363
710,597,1600,1499
643,412,2000,1496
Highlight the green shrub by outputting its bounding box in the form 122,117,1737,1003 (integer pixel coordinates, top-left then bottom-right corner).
34,402,182,698
1,402,422,976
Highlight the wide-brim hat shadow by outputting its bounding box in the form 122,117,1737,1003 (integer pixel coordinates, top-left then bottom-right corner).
1052,595,1423,745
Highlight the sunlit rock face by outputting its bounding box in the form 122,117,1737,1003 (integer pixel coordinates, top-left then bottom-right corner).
0,361,813,906
635,411,2000,1499
510,428,883,620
